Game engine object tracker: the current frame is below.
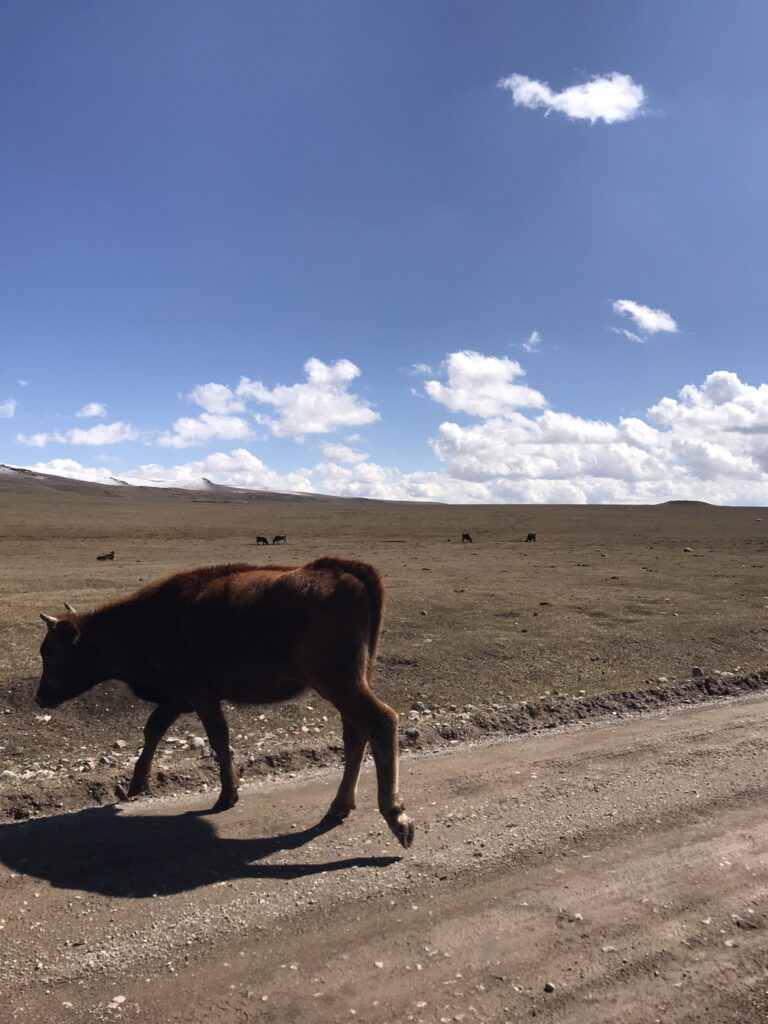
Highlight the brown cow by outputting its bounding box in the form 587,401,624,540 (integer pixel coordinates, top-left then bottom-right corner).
36,559,414,848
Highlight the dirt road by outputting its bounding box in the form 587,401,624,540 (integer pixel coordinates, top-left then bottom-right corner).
2,696,768,1023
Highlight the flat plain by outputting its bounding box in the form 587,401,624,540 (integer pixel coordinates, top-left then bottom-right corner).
1,469,767,818
2,470,768,1022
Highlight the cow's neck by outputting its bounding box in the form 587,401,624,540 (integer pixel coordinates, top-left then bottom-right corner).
84,598,154,687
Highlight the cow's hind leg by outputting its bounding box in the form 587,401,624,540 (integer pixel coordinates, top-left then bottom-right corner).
128,704,181,797
195,697,239,811
332,685,414,849
326,720,367,821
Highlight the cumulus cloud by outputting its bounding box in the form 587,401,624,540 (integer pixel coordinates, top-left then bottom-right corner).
425,366,768,503
1,399,18,418
189,383,245,415
522,330,541,353
75,402,107,418
498,71,646,124
613,299,678,336
18,422,139,446
236,357,379,438
15,359,768,506
425,351,546,417
158,413,253,448
321,443,368,464
25,450,314,493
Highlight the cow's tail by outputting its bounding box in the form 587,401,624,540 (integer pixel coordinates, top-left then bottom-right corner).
309,557,386,675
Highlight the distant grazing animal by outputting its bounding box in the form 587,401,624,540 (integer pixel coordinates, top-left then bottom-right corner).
461,533,472,543
35,559,414,848
525,533,536,543
96,551,115,561
272,535,287,545
256,536,269,546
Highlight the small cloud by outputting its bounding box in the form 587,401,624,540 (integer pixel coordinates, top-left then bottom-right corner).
237,357,379,438
522,330,542,353
610,326,644,344
76,402,107,418
613,299,678,335
1,399,18,418
158,413,253,449
189,383,245,416
17,380,28,388
17,422,139,447
498,71,646,124
321,443,368,465
407,363,433,377
425,350,546,418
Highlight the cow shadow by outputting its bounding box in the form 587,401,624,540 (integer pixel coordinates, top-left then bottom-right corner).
0,805,400,898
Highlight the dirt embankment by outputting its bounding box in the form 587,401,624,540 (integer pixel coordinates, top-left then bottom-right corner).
3,670,767,823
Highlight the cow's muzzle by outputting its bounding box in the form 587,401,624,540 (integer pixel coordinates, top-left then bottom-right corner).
35,688,63,709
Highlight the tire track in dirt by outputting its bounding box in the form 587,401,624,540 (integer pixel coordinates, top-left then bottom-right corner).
2,695,768,1022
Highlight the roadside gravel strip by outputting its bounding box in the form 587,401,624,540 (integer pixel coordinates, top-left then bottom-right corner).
2,689,768,1022
2,669,768,822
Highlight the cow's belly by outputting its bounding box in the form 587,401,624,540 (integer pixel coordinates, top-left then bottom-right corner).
218,675,309,708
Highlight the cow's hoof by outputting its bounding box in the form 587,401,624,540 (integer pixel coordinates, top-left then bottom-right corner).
388,811,415,849
212,791,239,812
325,798,356,821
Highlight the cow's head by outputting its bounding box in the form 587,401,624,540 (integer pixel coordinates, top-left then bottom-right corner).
36,608,96,708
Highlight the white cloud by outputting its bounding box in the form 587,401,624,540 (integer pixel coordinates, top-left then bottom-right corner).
14,360,768,506
189,382,245,415
426,366,768,503
76,402,107,418
610,326,644,344
236,357,379,438
1,399,18,418
17,380,28,388
321,443,368,464
67,422,138,445
408,363,433,376
613,299,678,335
498,71,646,124
424,351,546,417
158,413,253,448
24,450,313,493
522,330,541,353
17,422,138,446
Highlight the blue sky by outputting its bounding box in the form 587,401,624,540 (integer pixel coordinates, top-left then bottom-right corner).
2,1,767,502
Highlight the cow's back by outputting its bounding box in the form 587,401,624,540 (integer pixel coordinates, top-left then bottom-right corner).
155,560,381,703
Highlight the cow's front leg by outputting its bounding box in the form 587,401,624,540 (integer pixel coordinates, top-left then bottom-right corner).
195,696,239,811
127,704,181,797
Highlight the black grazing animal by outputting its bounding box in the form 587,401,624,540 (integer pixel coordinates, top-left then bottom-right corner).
272,535,287,545
525,533,536,543
96,551,115,561
36,559,414,848
461,533,472,543
256,536,269,546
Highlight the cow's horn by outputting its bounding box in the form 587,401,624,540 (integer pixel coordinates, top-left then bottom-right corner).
64,602,77,615
40,613,59,628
